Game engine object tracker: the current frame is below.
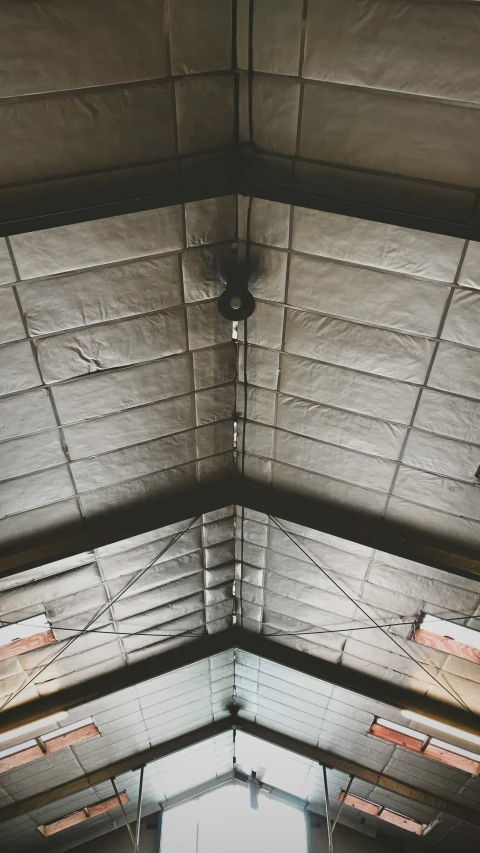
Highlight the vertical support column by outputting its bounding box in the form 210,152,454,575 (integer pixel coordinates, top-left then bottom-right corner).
322,766,334,853
111,777,137,852
332,775,354,835
156,807,163,853
135,766,145,851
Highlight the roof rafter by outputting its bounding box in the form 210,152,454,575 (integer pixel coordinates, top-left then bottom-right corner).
0,480,234,579
2,713,480,829
2,153,479,242
3,479,479,584
1,629,479,742
239,481,480,582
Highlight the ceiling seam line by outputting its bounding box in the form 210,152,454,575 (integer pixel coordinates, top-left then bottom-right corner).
241,535,480,602
0,450,233,526
6,252,92,572
230,340,480,400
241,450,480,528
246,139,480,196
249,296,480,350
235,383,480,448
246,238,468,289
252,67,480,113
0,238,235,290
240,417,478,478
0,68,235,107
380,236,472,524
262,197,296,639
25,297,224,345
0,344,232,411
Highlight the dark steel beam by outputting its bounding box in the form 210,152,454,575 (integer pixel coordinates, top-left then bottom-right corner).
2,147,479,242
232,629,480,739
4,477,479,586
241,146,480,243
0,479,234,578
2,627,479,743
244,178,480,242
0,717,232,824
236,480,480,583
0,631,235,737
0,174,235,238
2,712,480,829
236,720,480,828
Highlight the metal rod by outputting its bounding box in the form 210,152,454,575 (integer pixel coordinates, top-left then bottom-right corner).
332,776,354,835
111,777,137,852
135,766,145,852
322,766,334,853
422,817,442,837
156,808,163,853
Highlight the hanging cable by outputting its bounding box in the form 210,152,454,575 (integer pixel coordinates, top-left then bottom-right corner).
269,516,474,714
1,602,479,645
239,197,253,630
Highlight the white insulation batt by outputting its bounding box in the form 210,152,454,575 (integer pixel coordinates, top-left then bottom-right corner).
1,1,480,851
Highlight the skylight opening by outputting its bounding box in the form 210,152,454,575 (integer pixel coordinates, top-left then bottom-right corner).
0,740,37,760
0,614,50,644
41,717,96,742
370,717,480,775
37,792,129,836
375,718,424,742
338,791,426,835
0,717,99,774
412,613,480,663
0,614,55,662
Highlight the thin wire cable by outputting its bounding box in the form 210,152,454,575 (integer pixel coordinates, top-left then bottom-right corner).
0,515,201,712
1,606,479,643
0,619,210,639
264,618,475,637
269,516,474,714
0,616,421,641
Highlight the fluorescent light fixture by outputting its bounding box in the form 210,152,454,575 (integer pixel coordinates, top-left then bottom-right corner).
0,712,69,745
401,711,480,748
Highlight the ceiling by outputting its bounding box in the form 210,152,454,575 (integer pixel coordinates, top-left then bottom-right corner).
0,1,480,851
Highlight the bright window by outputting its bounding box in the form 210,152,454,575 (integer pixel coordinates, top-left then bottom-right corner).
0,718,99,774
0,614,50,644
0,614,55,662
339,792,426,835
161,783,307,853
420,614,480,648
370,718,480,775
412,613,480,663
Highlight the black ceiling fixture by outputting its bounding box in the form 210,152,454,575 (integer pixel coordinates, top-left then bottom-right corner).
217,242,256,321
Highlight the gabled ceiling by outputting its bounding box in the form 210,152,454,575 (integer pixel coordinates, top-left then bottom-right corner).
0,1,480,851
